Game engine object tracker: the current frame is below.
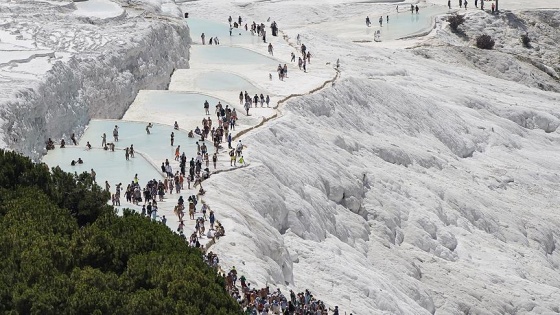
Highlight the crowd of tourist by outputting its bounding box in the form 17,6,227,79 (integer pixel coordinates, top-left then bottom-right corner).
222,264,338,315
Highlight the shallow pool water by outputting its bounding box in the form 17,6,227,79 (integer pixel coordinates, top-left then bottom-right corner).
187,18,263,45
191,46,278,66
78,120,210,162
194,71,265,93
374,5,450,40
41,147,163,187
132,90,230,118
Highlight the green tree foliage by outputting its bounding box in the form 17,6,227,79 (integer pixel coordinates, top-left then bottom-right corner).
0,150,111,226
0,150,240,315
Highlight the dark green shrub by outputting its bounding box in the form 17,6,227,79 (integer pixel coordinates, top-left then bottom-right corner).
448,14,465,32
476,34,495,49
521,34,531,48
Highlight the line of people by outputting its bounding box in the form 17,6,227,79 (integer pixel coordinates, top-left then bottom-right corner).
200,33,220,45
223,266,339,315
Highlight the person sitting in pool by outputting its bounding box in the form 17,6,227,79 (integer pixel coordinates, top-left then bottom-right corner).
194,126,202,135
46,138,55,150
174,121,179,130
103,144,108,151
188,130,194,138
71,160,76,166
77,158,84,164
86,141,92,150
60,138,66,148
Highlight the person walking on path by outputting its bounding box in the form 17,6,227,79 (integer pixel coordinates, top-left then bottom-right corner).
268,43,273,56
244,101,250,116
201,33,206,45
229,149,236,166
236,140,243,157
101,133,106,147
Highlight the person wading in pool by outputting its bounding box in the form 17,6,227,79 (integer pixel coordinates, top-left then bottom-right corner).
204,100,210,115
113,125,119,142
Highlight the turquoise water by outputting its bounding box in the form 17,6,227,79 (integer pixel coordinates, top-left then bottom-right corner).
191,46,278,66
78,120,207,162
136,91,228,117
41,147,163,187
194,71,265,93
373,5,450,40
